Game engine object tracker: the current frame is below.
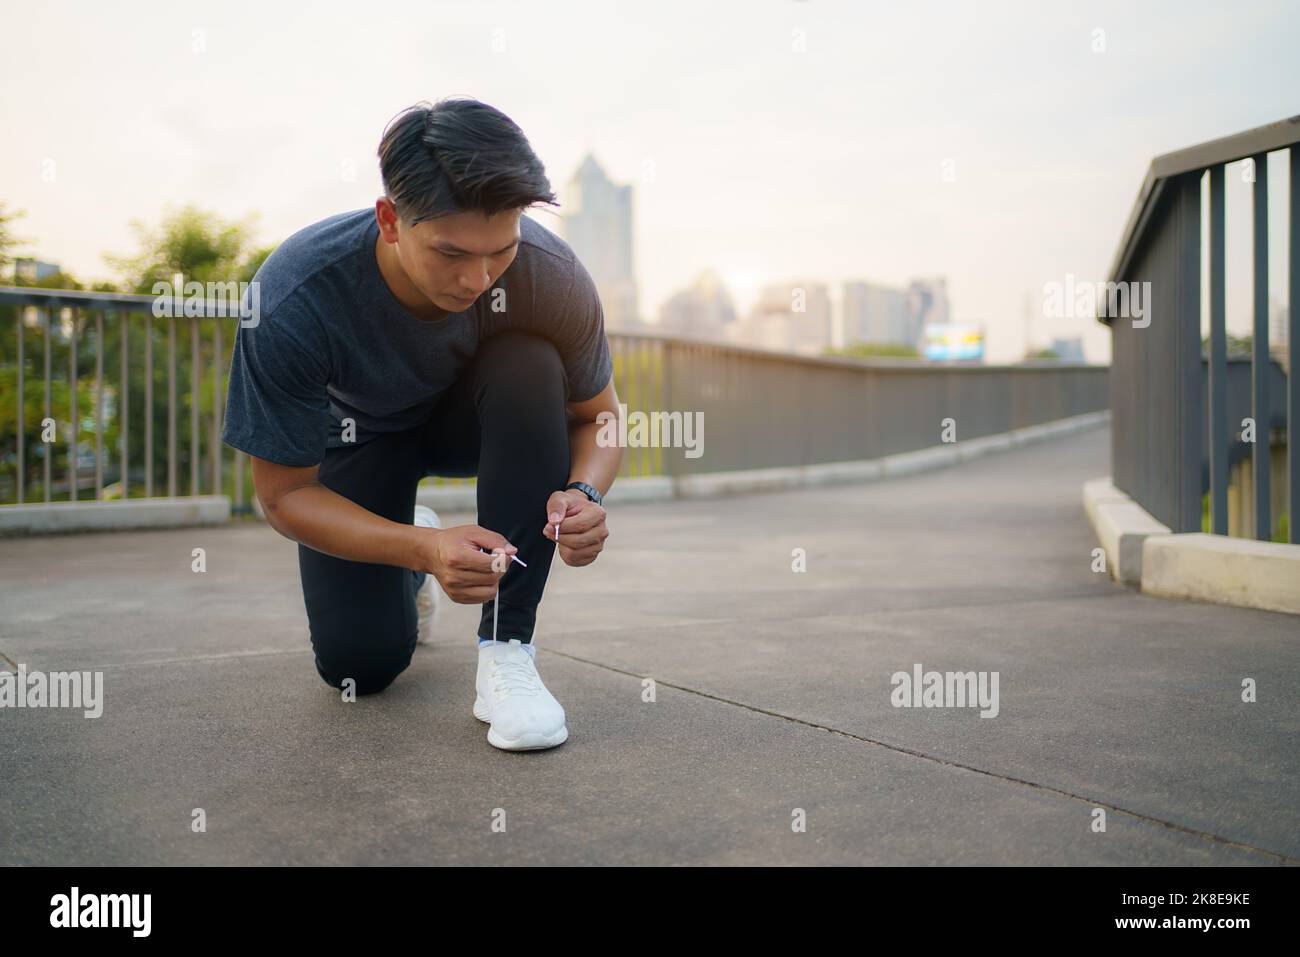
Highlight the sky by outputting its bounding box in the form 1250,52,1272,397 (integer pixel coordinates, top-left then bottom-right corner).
2,0,1298,363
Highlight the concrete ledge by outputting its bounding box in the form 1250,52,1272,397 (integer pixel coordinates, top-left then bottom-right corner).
1082,476,1300,615
1082,477,1171,584
603,475,675,504
415,410,1112,511
0,496,231,536
803,458,884,486
1012,410,1110,446
880,443,960,476
1142,533,1300,615
956,432,1015,461
675,465,803,498
417,476,680,513
415,484,478,513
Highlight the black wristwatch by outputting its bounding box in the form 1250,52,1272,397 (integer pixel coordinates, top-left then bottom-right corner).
565,481,603,507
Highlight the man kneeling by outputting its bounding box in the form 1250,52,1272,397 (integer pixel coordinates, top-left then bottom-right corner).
222,97,622,751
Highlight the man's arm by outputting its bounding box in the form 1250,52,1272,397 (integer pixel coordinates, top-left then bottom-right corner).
251,456,513,603
565,375,623,497
252,458,423,567
541,375,622,566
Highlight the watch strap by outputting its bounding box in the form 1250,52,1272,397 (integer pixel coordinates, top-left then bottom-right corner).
565,481,603,506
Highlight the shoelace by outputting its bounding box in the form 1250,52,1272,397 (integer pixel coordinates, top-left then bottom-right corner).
491,655,541,696
486,545,544,696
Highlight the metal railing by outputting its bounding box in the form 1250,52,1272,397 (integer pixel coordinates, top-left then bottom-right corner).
1,286,1109,512
609,332,1107,475
0,287,245,508
1102,116,1299,542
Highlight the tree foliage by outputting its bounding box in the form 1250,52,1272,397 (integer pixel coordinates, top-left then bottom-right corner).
105,204,267,292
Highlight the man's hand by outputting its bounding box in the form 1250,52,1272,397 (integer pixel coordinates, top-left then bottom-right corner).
544,489,608,567
415,524,517,603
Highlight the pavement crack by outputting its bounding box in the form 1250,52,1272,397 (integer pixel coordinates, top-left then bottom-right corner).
546,647,1298,865
547,589,1129,639
97,647,309,670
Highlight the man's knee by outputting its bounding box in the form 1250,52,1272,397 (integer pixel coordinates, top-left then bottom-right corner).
313,640,415,696
475,331,566,399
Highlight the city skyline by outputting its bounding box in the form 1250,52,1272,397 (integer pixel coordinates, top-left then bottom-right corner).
2,0,1297,364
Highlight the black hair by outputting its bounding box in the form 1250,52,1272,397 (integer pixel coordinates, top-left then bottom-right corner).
377,97,557,225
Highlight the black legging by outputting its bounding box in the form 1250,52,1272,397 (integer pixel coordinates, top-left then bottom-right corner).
299,330,572,695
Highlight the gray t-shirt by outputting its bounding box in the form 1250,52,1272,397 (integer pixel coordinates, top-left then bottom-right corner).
222,209,613,467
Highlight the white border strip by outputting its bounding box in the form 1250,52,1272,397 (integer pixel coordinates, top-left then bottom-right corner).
0,496,231,536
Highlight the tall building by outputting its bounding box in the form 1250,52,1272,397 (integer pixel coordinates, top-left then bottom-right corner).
657,270,738,342
560,154,639,329
13,258,62,284
841,276,950,352
906,277,950,347
736,281,832,355
1270,298,1289,348
1272,299,1291,373
843,281,909,347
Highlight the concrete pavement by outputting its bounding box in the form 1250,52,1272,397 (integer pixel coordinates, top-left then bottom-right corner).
1,425,1297,865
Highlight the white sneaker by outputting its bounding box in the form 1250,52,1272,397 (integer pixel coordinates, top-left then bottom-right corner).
474,639,568,751
413,505,442,644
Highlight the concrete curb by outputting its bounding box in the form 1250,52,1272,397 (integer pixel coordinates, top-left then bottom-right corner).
1082,476,1300,615
419,411,1109,511
1142,533,1300,615
1082,477,1171,585
0,496,231,536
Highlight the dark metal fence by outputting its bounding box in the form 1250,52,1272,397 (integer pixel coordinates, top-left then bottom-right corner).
1104,116,1300,541
612,335,1107,476
1,287,1108,512
0,287,240,507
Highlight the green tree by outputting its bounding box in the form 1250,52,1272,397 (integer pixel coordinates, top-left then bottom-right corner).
825,342,921,359
1,202,28,279
100,206,275,499
1201,333,1253,356
1,205,277,503
105,204,264,292
237,245,276,284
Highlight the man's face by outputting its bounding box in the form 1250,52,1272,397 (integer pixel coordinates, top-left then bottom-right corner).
378,200,521,313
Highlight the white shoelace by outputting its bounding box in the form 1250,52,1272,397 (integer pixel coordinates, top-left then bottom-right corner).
486,546,542,678
489,561,538,690
489,548,530,643
491,654,541,696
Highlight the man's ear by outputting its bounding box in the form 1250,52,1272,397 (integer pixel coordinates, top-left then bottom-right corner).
375,197,400,243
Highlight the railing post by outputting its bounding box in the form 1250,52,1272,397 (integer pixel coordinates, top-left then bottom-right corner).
168,315,177,498
1208,165,1229,535
662,338,677,480
43,307,51,503
95,310,104,499
1175,172,1204,534
1290,147,1300,544
16,308,24,504
1251,152,1271,540
212,320,222,496
120,311,129,498
190,316,200,496
145,314,154,498
69,308,78,501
